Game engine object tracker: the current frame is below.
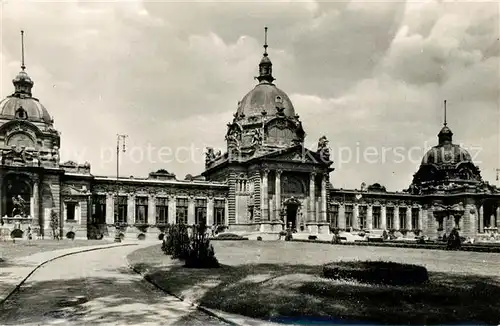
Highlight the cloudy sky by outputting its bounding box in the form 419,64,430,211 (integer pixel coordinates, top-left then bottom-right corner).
1,0,499,191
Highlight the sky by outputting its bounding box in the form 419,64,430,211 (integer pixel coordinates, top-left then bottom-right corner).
0,0,499,191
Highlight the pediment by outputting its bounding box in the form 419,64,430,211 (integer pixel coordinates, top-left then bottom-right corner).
61,185,89,196
264,146,330,165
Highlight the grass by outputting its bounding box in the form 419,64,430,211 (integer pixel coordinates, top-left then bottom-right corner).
0,239,111,262
128,241,500,325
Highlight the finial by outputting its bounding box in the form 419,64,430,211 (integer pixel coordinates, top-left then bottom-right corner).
263,26,268,56
443,100,447,126
21,30,26,71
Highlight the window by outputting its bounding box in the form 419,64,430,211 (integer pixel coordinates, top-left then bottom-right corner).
195,199,207,225
373,206,381,229
135,197,148,224
176,198,188,224
328,204,339,227
66,202,76,221
386,207,394,229
156,197,168,224
412,208,419,230
399,207,407,229
359,205,367,229
345,205,353,228
214,199,225,225
91,195,106,224
116,196,128,223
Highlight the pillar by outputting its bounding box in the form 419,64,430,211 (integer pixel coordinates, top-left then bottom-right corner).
496,206,500,228
32,180,40,227
127,194,135,225
261,169,269,221
321,173,327,222
353,204,359,229
168,196,176,224
148,194,156,224
225,198,229,226
309,172,316,221
338,204,346,229
367,205,373,230
275,170,282,220
188,196,195,225
407,207,412,230
479,204,484,233
207,197,214,225
106,193,114,225
418,207,424,231
394,206,400,230
381,205,387,230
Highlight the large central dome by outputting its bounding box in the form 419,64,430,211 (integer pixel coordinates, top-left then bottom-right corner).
236,80,295,118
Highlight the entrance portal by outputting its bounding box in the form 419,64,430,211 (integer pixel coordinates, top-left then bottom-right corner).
286,204,298,230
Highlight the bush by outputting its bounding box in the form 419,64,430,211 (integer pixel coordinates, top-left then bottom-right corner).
285,228,293,241
184,222,219,268
162,223,190,260
158,233,165,241
66,231,75,240
308,235,318,240
323,260,429,286
257,236,263,241
10,229,23,239
137,233,146,240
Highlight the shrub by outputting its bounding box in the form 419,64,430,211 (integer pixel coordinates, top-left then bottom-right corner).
257,236,263,241
137,233,146,241
323,260,429,286
66,231,75,240
158,233,165,241
162,223,190,259
285,228,293,241
184,222,219,268
308,235,318,240
10,229,23,239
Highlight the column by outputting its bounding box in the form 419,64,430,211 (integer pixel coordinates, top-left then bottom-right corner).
188,196,195,225
353,204,359,229
320,173,327,222
381,205,387,230
496,206,500,228
106,193,114,225
224,198,229,226
32,180,40,227
479,204,484,233
338,204,346,229
207,197,214,225
168,196,176,224
127,194,135,224
407,207,412,230
394,206,400,230
148,194,156,224
261,169,269,221
275,170,282,220
309,172,316,221
419,207,424,231
367,205,373,230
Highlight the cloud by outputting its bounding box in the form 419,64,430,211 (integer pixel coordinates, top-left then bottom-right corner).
0,0,498,191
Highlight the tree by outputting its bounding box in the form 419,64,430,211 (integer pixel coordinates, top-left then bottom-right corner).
49,209,60,240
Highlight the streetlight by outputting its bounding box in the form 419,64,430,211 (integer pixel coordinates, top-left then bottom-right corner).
114,134,128,243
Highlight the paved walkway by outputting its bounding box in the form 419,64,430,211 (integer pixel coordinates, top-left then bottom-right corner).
0,245,227,325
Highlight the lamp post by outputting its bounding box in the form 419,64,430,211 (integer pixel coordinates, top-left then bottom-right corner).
114,134,128,243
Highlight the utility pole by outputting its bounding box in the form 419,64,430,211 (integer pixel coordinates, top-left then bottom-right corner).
114,134,128,243
496,169,500,188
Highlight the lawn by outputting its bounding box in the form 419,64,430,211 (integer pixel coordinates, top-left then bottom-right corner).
128,241,500,325
0,239,111,262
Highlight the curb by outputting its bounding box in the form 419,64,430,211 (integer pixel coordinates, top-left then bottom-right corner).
126,258,240,326
0,243,137,306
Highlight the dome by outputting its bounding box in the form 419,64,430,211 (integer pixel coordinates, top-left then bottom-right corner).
0,95,52,124
236,81,295,118
421,143,472,165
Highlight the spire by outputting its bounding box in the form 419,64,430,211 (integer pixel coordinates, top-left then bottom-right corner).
12,30,34,97
257,26,275,83
438,100,453,145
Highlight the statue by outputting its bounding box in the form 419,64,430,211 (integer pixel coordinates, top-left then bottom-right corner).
225,128,240,148
205,147,215,165
317,135,330,161
251,129,263,146
12,195,26,217
276,106,285,116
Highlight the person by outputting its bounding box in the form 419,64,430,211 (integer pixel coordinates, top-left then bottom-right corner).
447,228,461,250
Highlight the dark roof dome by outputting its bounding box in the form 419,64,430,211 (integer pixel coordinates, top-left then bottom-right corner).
421,143,472,165
0,96,52,124
236,81,295,118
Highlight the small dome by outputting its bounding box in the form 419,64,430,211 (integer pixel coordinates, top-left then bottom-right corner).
236,81,295,118
0,96,52,124
421,143,472,165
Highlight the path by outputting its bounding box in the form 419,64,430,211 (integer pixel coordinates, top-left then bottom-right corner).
0,245,227,325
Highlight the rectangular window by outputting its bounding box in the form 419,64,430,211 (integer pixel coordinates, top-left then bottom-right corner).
345,205,353,228
373,206,381,229
399,207,407,229
156,197,168,224
214,199,225,225
116,196,128,224
66,202,76,221
328,204,339,227
386,207,394,229
176,198,188,224
412,208,419,230
92,195,106,224
359,205,367,229
135,197,148,224
195,199,207,225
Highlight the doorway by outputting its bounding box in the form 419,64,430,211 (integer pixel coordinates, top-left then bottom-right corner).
286,203,299,230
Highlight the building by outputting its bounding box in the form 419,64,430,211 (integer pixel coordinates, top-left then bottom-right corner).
0,30,499,241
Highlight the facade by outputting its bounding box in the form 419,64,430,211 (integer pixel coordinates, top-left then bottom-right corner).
1,32,499,241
